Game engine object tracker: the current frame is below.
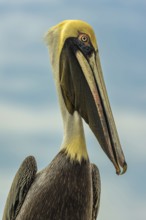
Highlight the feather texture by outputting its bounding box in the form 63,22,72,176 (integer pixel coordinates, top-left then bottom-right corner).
3,156,37,220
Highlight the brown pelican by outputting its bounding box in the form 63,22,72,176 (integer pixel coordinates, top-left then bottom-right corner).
3,20,127,220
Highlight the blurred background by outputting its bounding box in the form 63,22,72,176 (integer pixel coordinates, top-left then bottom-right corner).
0,0,146,219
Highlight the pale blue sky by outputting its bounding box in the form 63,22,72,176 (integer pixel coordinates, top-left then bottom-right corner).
0,1,146,219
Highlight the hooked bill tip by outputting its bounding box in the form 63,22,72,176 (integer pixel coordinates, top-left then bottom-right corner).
121,161,127,175
116,161,127,175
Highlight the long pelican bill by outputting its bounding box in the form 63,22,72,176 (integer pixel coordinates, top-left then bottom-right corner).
60,36,127,175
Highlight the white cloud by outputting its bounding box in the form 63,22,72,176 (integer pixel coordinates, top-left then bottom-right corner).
0,78,40,92
0,102,63,134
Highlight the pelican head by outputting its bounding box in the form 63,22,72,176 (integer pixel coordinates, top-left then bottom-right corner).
45,20,127,175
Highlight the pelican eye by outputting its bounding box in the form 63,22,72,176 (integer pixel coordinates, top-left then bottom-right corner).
79,34,89,43
72,34,94,57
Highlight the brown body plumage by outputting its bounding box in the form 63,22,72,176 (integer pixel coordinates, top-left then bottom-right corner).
3,152,100,220
17,151,100,220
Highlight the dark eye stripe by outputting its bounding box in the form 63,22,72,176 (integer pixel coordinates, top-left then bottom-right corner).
64,37,95,58
73,38,94,57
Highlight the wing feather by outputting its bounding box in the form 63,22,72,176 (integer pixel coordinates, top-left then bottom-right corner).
3,156,37,220
91,163,101,220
